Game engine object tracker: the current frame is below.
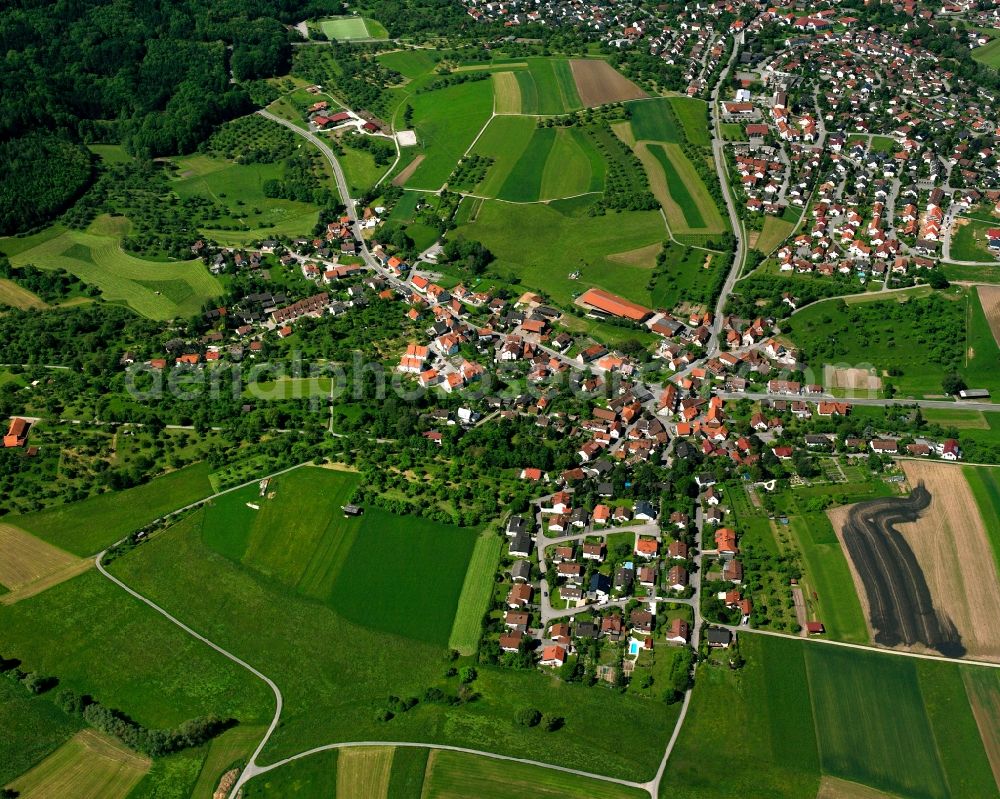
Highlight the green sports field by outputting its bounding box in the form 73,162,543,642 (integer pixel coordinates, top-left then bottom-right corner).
2,221,222,321
13,462,215,556
471,117,604,201
404,79,494,190
316,16,387,41
451,198,665,307
664,634,997,799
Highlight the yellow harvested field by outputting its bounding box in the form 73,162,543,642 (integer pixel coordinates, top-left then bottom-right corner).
6,729,150,799
0,279,46,310
823,366,882,393
898,461,1000,661
608,242,661,267
337,746,395,799
977,284,1000,348
0,524,90,604
610,120,635,148
570,59,647,107
816,776,898,799
492,72,522,114
963,669,1000,791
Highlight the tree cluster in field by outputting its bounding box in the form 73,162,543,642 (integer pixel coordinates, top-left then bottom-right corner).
61,159,216,258
263,152,338,205
0,258,98,303
417,71,490,93
588,127,658,213
0,134,93,235
439,235,494,275
537,103,630,129
447,155,493,192
341,132,396,167
203,115,299,164
292,44,401,118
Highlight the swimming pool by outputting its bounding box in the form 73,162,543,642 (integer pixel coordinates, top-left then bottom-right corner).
628,640,640,656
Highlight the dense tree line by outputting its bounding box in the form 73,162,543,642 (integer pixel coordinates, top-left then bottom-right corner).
0,134,93,234
0,258,98,302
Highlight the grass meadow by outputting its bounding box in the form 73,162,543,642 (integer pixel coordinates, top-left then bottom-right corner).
951,218,999,262
13,462,214,556
377,49,437,80
973,35,1000,68
451,198,665,307
2,221,223,321
627,99,683,143
668,97,712,146
405,80,494,190
788,287,1000,398
110,507,681,778
0,568,272,730
243,750,339,797
664,634,996,799
170,154,324,246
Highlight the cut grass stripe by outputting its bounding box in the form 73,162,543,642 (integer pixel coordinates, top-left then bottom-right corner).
448,531,502,654
647,143,706,228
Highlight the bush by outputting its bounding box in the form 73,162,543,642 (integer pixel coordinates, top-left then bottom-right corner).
515,707,542,727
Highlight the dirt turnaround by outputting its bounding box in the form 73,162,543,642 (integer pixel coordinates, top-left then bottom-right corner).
838,482,965,658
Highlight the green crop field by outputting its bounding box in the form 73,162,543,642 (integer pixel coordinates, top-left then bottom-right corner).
0,678,81,786
243,750,339,797
202,466,480,645
13,462,214,556
327,508,480,645
451,199,665,307
669,97,712,146
448,531,502,654
666,634,995,799
806,646,948,798
170,155,323,245
627,99,682,143
3,223,223,321
387,747,429,799
0,568,272,730
377,49,437,80
952,218,999,262
404,79,494,190
472,122,604,201
965,465,1000,575
647,143,706,228
649,143,725,234
5,729,150,799
787,287,1000,398
514,58,582,114
110,510,681,777
422,749,647,799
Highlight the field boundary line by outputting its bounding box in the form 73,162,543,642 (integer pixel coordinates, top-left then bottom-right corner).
248,740,651,794
739,626,1000,669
